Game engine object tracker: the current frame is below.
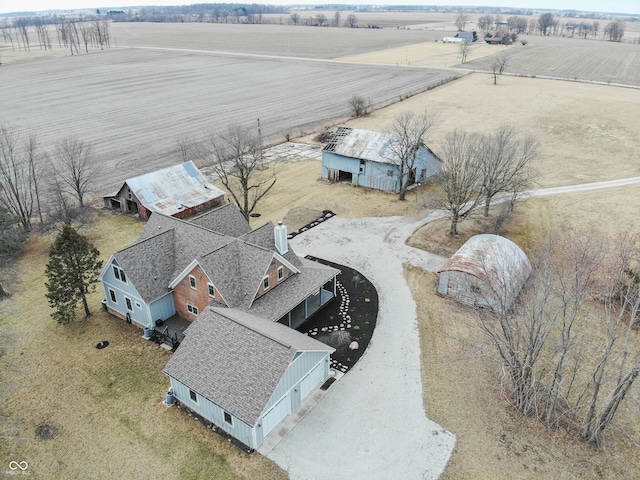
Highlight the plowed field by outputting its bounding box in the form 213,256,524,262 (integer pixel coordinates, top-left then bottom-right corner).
2,46,454,193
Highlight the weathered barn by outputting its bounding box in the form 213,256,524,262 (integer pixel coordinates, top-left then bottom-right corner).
437,234,531,313
103,161,224,219
163,307,334,451
321,127,442,194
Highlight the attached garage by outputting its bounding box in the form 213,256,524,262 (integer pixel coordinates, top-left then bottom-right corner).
163,307,334,450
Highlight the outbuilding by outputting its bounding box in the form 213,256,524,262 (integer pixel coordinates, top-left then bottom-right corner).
103,161,225,219
321,127,442,194
437,234,531,313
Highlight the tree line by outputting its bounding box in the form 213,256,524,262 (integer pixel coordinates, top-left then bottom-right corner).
476,12,627,42
0,125,100,297
472,228,640,446
1,16,110,54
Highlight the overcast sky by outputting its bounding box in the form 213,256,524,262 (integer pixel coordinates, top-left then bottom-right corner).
0,1,637,15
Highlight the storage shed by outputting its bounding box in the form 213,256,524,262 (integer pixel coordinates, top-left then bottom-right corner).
163,307,334,451
103,161,224,219
437,234,531,313
322,127,442,194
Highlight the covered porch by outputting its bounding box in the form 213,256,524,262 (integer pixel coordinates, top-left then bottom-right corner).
277,278,336,330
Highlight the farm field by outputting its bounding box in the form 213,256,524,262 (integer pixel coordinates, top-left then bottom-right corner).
1,46,455,195
314,73,640,188
109,21,452,59
460,34,640,86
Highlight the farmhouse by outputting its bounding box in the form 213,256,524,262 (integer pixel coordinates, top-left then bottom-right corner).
437,234,531,313
321,127,442,194
99,203,340,449
102,161,225,220
163,307,334,451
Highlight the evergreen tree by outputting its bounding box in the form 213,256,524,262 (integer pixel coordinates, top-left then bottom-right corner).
45,225,102,324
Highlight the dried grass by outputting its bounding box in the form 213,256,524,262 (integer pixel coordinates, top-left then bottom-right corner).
0,210,285,479
406,265,640,479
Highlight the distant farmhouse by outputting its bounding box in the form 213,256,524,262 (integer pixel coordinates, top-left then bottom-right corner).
103,161,225,220
437,234,531,313
321,127,442,194
443,31,478,43
98,204,339,450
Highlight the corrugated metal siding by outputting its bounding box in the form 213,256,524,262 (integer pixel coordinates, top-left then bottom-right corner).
170,378,258,449
262,351,329,413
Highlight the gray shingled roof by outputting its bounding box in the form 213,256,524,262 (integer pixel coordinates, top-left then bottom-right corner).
249,257,340,321
190,203,252,238
163,307,334,426
111,204,337,313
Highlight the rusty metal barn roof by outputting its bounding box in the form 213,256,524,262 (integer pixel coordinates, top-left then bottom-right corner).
438,234,531,286
125,161,224,217
324,127,399,165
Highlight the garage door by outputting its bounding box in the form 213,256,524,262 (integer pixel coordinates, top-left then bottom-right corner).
300,361,325,400
261,393,290,438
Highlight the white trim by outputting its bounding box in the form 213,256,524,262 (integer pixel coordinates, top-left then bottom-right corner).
108,288,117,304
263,276,270,291
97,254,116,281
273,252,300,274
208,283,216,297
168,259,200,289
187,303,199,315
189,274,197,290
277,266,284,281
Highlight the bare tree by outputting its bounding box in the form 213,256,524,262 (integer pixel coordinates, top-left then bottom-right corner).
53,138,99,207
491,54,509,85
473,229,640,446
345,14,358,28
435,130,483,236
202,123,276,222
348,95,371,118
314,13,327,27
385,110,438,201
538,12,554,35
289,12,300,25
0,126,42,231
455,9,469,31
458,41,471,64
476,125,539,216
333,11,341,28
604,20,625,42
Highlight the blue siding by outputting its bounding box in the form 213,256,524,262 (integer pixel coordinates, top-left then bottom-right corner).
322,147,441,193
149,293,176,325
170,378,258,449
101,258,152,327
262,351,330,413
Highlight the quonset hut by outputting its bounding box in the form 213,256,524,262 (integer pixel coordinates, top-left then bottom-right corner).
437,234,531,313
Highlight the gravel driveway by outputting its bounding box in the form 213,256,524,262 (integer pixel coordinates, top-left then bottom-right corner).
267,211,455,480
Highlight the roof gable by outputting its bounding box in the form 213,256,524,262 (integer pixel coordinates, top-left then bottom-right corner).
190,203,251,237
163,307,333,425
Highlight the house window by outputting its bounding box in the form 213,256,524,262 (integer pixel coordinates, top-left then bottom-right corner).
263,276,270,290
187,304,199,315
208,284,215,297
189,275,196,289
109,289,117,304
113,266,126,283
189,389,198,403
386,170,393,176
135,302,141,309
223,411,233,426
359,160,365,173
125,297,133,311
277,266,284,281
